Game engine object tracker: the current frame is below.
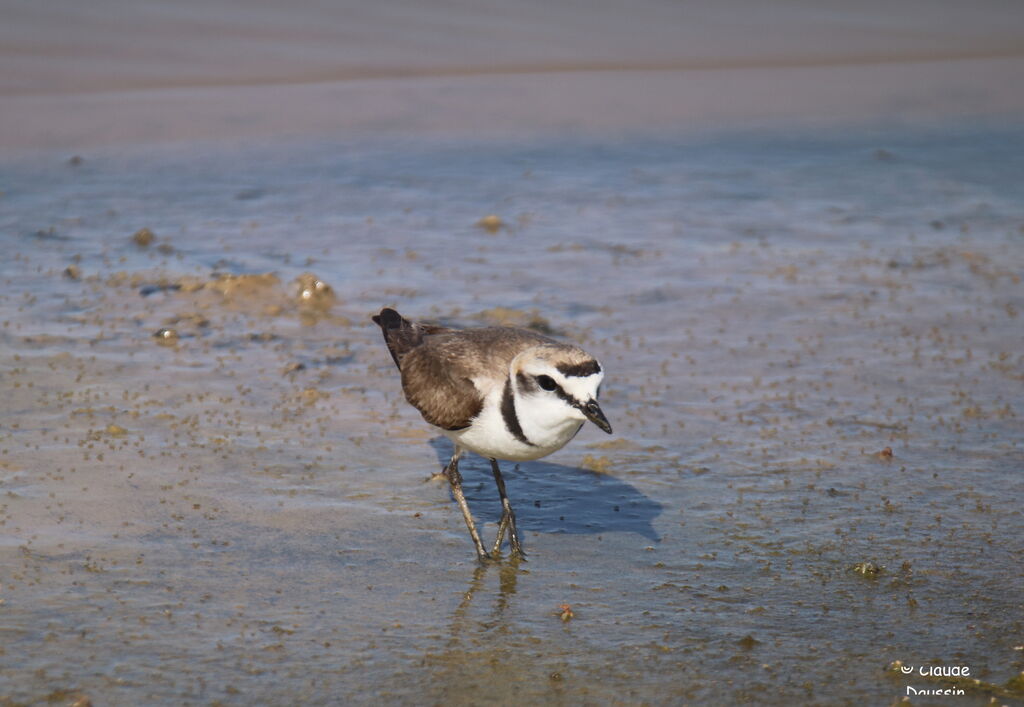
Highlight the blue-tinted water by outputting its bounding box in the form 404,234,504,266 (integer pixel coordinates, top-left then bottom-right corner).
1,125,1022,704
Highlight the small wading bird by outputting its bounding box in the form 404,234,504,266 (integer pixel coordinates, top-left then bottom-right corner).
372,308,612,560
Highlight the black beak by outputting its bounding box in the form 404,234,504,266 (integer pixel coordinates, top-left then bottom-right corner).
579,399,613,434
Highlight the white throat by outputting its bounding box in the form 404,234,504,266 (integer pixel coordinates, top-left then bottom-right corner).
444,371,594,462
515,390,585,452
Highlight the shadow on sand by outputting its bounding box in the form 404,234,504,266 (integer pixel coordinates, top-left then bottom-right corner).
429,436,663,542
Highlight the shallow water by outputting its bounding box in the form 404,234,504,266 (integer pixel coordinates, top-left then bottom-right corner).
2,126,1023,705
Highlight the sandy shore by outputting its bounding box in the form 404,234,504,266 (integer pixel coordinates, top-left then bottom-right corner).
3,127,1023,705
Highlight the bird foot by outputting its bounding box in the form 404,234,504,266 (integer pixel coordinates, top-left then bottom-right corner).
491,511,525,559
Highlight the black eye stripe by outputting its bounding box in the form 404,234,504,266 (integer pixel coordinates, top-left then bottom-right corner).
550,382,579,408
515,371,535,392
522,373,584,409
536,374,557,391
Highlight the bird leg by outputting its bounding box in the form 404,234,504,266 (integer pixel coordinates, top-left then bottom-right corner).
493,513,509,555
443,447,489,561
490,458,524,558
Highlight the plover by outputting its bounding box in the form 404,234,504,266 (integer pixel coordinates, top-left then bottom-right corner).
372,307,612,560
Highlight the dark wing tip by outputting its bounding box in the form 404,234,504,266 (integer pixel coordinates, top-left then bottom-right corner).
372,307,404,330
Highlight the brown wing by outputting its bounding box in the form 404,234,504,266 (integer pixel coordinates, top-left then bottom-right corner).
398,326,555,431
399,343,483,430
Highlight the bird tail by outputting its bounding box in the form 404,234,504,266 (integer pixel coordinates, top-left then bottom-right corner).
371,308,423,368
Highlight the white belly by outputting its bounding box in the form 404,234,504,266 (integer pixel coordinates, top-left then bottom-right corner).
442,401,584,462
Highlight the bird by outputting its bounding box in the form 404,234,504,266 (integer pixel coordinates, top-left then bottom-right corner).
371,307,612,560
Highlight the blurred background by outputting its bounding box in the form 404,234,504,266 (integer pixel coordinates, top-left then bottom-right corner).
3,0,1024,147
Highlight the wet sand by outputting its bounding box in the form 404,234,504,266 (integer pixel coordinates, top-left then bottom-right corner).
3,3,1024,705
3,129,1024,705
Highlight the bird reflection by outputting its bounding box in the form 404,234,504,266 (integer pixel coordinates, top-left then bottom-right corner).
452,558,523,632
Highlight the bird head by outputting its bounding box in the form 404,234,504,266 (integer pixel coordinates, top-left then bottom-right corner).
511,346,612,434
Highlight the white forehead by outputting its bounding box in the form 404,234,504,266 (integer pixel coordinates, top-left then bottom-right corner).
558,370,603,400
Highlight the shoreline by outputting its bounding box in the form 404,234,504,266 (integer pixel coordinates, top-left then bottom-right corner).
5,50,1024,98
4,55,1024,152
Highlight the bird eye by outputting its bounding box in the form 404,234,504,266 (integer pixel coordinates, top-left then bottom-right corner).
536,374,557,391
